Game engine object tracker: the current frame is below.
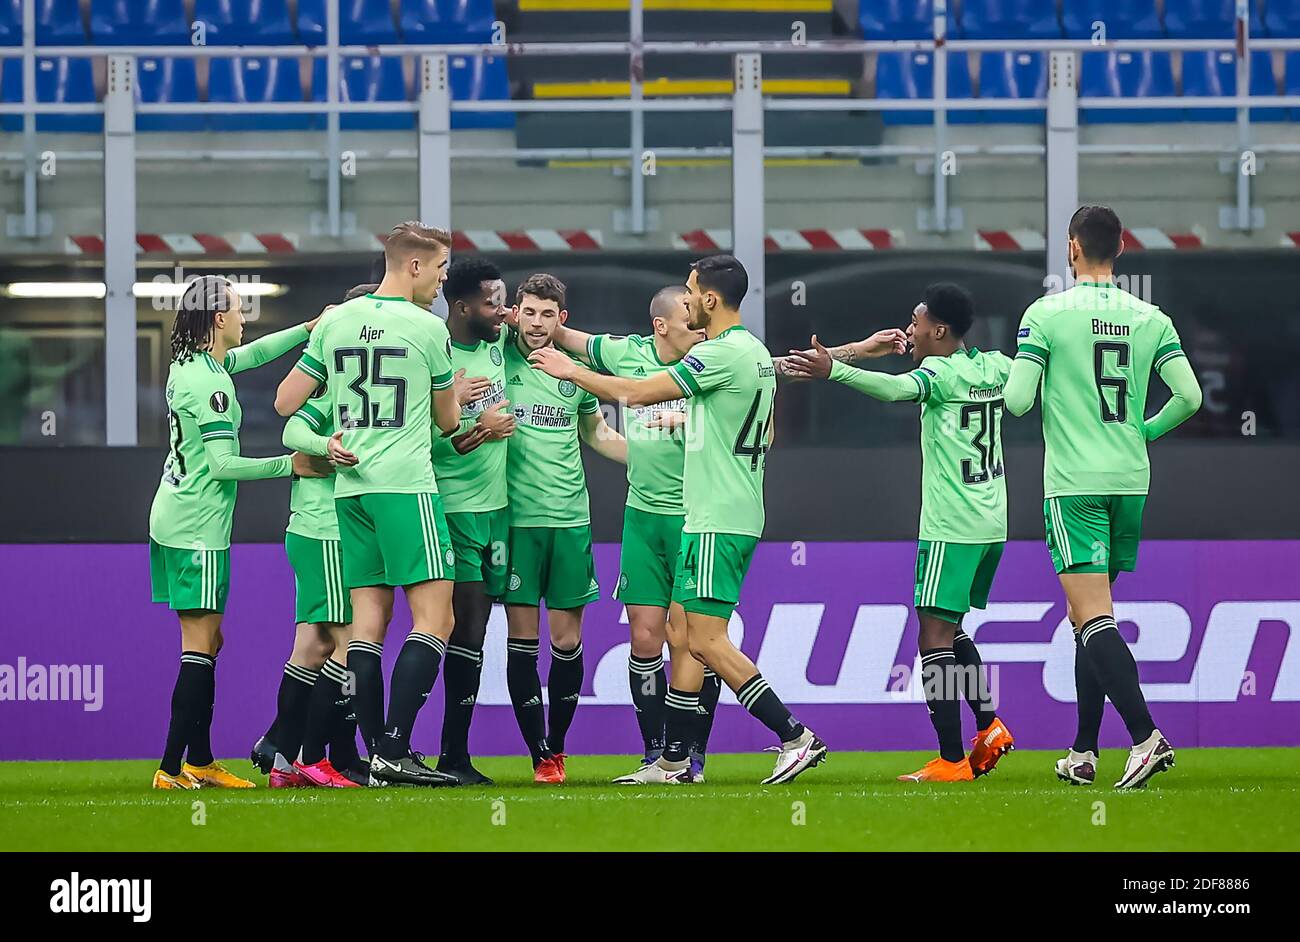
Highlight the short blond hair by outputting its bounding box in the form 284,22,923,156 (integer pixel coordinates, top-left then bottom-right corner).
383,221,452,265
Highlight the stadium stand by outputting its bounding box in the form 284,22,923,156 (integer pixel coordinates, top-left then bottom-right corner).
1079,50,1182,123
311,54,411,129
403,0,494,43
298,0,401,45
1266,0,1300,36
208,55,312,130
448,53,513,128
860,0,958,39
37,0,90,44
192,0,297,45
1182,48,1284,120
960,0,1062,38
1162,0,1253,37
875,50,974,125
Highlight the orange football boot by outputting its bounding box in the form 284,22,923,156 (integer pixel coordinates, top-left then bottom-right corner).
897,756,974,782
533,756,565,784
968,718,1015,777
152,769,200,790
183,760,256,788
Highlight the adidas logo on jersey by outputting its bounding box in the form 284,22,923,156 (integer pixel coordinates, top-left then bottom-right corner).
508,375,524,385
633,366,647,376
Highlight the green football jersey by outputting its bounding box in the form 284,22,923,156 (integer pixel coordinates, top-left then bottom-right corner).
297,294,455,499
588,333,687,516
1016,281,1186,497
667,325,775,538
910,348,1012,543
149,352,286,550
504,335,600,527
432,334,509,514
285,397,339,541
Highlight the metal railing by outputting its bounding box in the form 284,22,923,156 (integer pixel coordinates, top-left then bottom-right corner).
2,1,1298,444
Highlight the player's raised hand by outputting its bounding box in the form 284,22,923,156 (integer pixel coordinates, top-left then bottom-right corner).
454,368,493,405
774,356,811,382
326,430,358,466
784,335,834,380
478,399,516,438
860,327,909,358
645,410,688,430
292,451,333,478
528,346,577,380
304,302,337,333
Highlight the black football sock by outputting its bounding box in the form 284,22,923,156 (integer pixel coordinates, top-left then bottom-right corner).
301,658,347,766
268,661,318,762
952,628,998,732
1072,630,1105,755
440,642,484,765
330,698,361,769
1079,615,1156,745
346,639,385,758
160,652,214,776
628,653,667,754
186,654,217,767
546,643,584,755
921,648,964,762
381,632,446,759
506,638,550,765
662,687,700,763
692,668,722,756
735,673,805,744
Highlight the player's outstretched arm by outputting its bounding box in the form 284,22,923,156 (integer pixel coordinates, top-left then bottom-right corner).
553,324,598,367
528,346,681,408
204,436,328,481
1003,357,1042,416
1143,355,1202,441
224,322,312,375
783,335,917,402
579,408,628,465
282,412,331,457
777,328,907,378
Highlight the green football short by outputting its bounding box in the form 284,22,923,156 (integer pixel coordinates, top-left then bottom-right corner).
505,524,600,609
671,531,759,619
285,532,352,625
616,506,685,608
335,492,454,589
914,540,1005,624
447,507,510,597
1044,494,1146,578
150,539,229,614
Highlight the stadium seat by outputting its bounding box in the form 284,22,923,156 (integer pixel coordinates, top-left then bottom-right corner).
312,55,413,129
36,0,90,45
135,57,203,131
298,0,401,45
1285,51,1300,117
875,50,974,126
90,0,191,45
432,0,496,43
193,0,296,45
961,0,1062,38
449,53,513,128
1079,50,1181,122
1266,0,1300,36
1,57,17,129
32,56,100,131
208,56,312,130
1182,50,1283,120
977,50,1047,123
860,1,958,40
1163,0,1244,37
0,0,17,46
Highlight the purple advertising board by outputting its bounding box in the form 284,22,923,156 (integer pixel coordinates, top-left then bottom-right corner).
1,541,1298,761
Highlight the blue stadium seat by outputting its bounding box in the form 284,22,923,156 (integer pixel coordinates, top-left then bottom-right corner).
299,0,401,45
135,56,202,131
961,0,1062,38
875,50,974,125
208,56,311,130
399,0,445,42
1163,0,1241,37
0,51,98,131
0,0,18,46
860,1,958,40
193,0,296,45
1183,50,1283,120
434,0,495,42
449,53,512,128
1285,51,1300,117
312,55,413,129
977,51,1047,123
1266,0,1300,36
90,0,190,45
1080,51,1181,122
37,0,90,45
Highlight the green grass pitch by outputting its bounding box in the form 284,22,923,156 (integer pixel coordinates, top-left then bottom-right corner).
3,749,1297,851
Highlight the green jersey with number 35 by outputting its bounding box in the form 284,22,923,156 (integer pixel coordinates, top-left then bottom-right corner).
668,325,774,538
910,348,1012,543
296,294,455,499
1016,281,1186,498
